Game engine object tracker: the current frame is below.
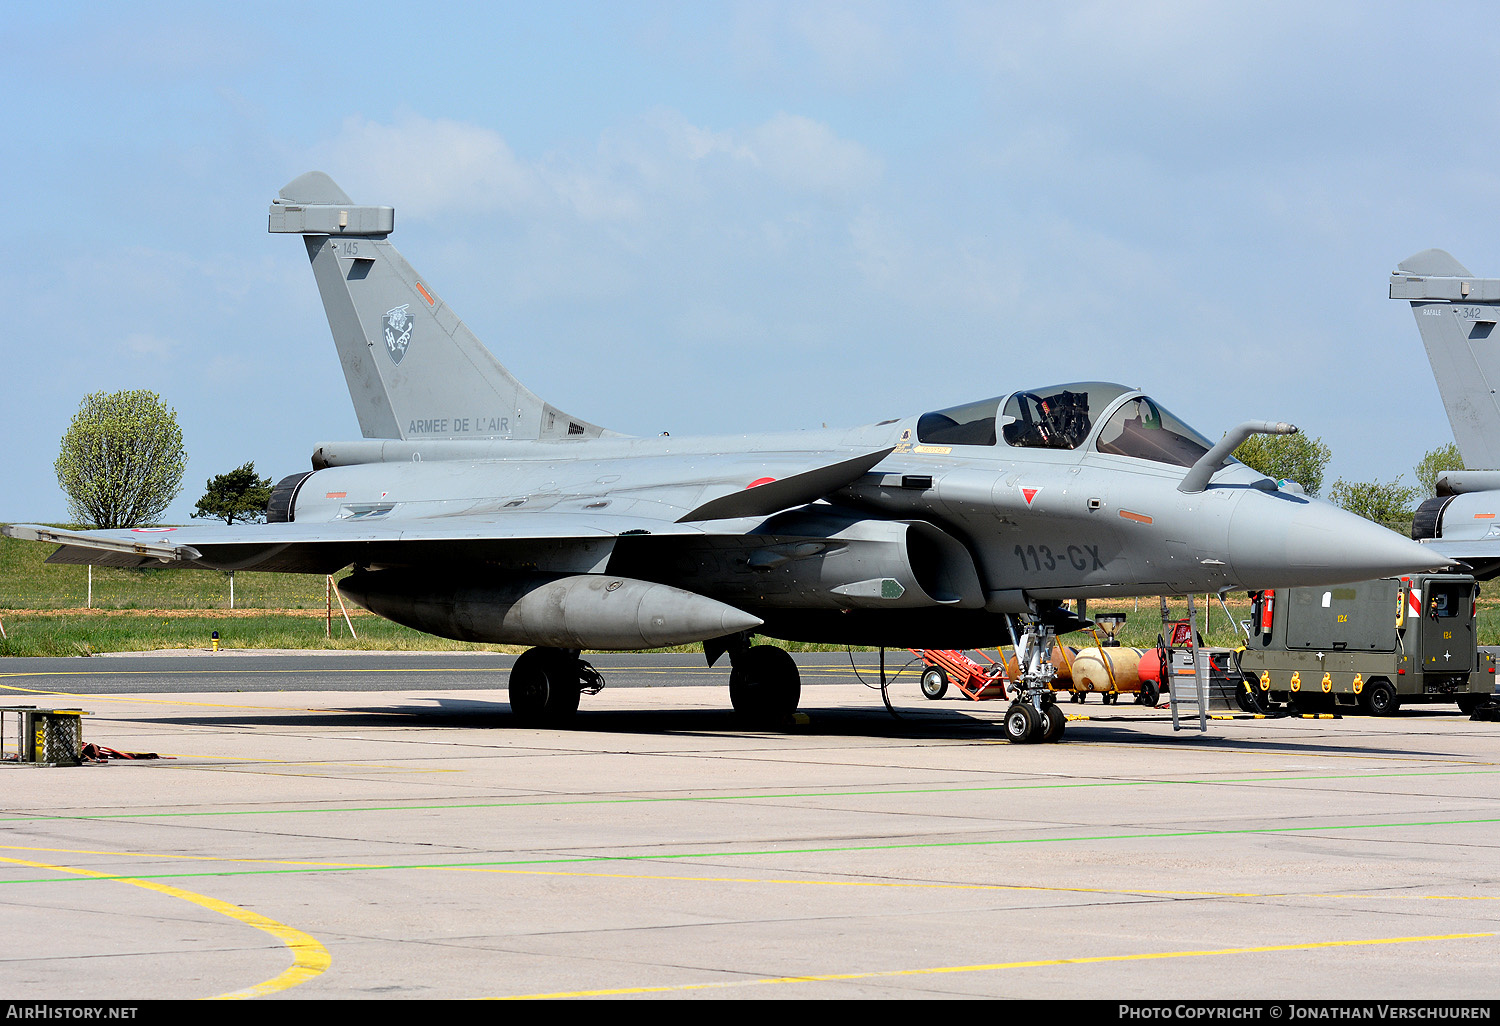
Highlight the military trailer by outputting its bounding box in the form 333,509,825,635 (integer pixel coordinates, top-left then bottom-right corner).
1237,574,1495,715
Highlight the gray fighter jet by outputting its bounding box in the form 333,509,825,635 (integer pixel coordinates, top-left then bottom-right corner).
1392,249,1500,578
2,173,1446,742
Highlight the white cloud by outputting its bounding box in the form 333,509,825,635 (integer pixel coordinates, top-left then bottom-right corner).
310,112,540,218
749,113,882,195
308,109,880,222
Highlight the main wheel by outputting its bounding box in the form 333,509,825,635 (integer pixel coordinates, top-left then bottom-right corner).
729,645,801,725
1041,703,1067,743
1003,702,1043,743
920,665,949,700
1361,678,1400,717
509,647,582,725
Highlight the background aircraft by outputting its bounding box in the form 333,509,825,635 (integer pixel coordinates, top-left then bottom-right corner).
1391,250,1500,579
2,174,1447,742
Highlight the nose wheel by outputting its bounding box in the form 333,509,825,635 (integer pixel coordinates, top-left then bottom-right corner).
1002,617,1067,743
1003,698,1066,743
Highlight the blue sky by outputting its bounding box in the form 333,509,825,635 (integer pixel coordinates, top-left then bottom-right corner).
4,1,1498,523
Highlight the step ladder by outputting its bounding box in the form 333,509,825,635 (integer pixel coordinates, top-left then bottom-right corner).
1160,597,1208,733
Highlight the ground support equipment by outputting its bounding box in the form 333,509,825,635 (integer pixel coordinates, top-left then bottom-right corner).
1,706,91,767
909,648,1009,702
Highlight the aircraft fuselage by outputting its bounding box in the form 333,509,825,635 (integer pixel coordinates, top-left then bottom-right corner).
280,386,1431,649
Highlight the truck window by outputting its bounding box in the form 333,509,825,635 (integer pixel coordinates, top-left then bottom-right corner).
1427,584,1462,619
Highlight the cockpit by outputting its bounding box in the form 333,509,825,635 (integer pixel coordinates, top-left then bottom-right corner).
916,381,1215,468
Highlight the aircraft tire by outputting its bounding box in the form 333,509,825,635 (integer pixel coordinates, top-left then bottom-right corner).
1041,703,1067,743
920,666,949,700
1360,678,1400,717
730,645,801,725
1002,702,1042,744
509,647,582,725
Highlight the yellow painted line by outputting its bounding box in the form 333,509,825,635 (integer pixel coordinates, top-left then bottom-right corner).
499,932,1495,998
0,680,333,712
1,844,381,870
0,843,1248,894
12,843,1500,905
0,854,330,999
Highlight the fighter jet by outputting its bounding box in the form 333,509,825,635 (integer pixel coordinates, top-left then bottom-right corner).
1,173,1446,742
1391,249,1500,579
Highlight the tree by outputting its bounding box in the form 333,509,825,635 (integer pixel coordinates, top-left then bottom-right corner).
1329,476,1420,533
192,462,273,525
1414,442,1464,496
1232,432,1332,496
54,390,186,529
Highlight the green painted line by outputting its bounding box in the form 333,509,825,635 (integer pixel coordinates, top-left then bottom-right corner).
4,813,1500,887
4,767,1498,824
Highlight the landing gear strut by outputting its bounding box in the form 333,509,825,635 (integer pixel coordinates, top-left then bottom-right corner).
509,647,604,726
1002,618,1067,743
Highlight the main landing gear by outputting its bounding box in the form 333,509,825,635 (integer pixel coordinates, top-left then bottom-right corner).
727,643,802,727
508,647,604,725
1002,618,1067,744
509,640,804,729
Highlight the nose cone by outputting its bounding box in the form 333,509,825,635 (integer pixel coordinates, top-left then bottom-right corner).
1228,490,1453,588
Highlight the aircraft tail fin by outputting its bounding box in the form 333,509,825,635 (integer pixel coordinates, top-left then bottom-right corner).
270,171,610,442
1390,249,1500,469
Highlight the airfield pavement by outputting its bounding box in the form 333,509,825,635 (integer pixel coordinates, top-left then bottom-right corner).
2,651,1500,1005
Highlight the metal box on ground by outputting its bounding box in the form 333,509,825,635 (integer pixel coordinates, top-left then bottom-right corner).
1,706,90,766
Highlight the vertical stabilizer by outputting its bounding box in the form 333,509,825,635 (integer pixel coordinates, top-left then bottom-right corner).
270,171,611,442
1391,250,1500,469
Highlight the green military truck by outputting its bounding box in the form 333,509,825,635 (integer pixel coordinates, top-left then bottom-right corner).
1237,573,1495,715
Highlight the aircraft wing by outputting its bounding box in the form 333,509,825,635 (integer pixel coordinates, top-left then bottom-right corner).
3,513,707,575
1415,539,1500,580
3,446,894,575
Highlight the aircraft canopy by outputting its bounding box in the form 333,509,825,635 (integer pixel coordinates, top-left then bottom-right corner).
918,381,1214,468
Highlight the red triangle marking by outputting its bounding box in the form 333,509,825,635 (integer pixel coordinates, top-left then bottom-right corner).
1022,487,1038,505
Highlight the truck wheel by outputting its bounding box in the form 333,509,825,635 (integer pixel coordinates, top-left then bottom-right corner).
1361,678,1400,717
920,666,949,700
1236,681,1260,714
1457,694,1485,715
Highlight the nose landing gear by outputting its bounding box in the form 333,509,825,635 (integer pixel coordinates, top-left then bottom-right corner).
1003,619,1067,743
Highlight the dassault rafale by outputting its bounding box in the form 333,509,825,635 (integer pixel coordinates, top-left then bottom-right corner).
2,173,1448,742
1392,248,1500,581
